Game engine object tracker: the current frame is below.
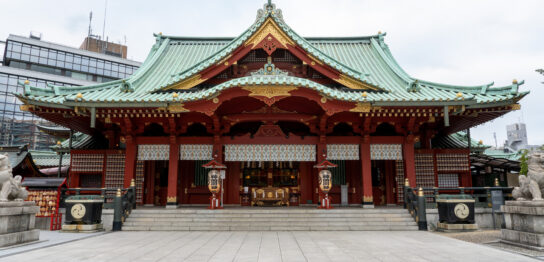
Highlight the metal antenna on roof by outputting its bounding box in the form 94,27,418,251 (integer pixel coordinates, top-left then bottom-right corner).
102,0,107,41
493,132,498,148
87,11,93,50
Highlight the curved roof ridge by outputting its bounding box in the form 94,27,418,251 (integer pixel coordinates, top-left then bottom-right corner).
155,34,382,43
19,79,125,97
150,16,268,92
369,38,412,85
152,6,380,93
128,38,171,88
271,15,376,87
365,35,522,96
415,78,496,92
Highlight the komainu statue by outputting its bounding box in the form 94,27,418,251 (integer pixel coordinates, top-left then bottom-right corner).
513,152,544,201
0,153,28,201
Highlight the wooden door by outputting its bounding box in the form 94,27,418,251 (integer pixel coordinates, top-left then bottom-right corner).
224,162,241,204
299,162,314,205
372,161,385,206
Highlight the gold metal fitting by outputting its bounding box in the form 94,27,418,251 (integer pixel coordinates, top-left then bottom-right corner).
512,79,518,84
130,179,135,187
362,91,368,98
478,140,483,145
404,178,410,187
172,92,178,98
456,92,463,98
24,80,30,85
494,178,500,187
418,187,424,197
56,141,62,146
116,188,121,197
76,93,83,100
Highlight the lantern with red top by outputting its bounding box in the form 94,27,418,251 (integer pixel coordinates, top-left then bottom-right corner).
314,160,337,209
202,160,226,210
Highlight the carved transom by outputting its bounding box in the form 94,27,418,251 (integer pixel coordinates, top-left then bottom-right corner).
251,56,288,76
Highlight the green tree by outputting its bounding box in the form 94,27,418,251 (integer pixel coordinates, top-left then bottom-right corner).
520,149,529,176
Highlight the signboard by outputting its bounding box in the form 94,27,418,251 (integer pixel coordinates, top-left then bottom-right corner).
491,190,504,212
340,185,348,206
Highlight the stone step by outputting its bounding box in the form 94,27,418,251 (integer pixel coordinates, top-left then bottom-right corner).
125,217,415,223
129,209,409,214
126,213,413,219
122,225,419,231
121,208,418,231
123,221,416,227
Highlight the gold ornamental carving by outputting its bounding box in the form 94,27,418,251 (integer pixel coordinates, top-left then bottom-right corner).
168,74,206,90
245,18,295,49
349,102,378,113
337,74,379,91
167,103,190,113
19,104,34,112
242,85,297,99
363,196,373,203
510,104,521,110
167,196,177,203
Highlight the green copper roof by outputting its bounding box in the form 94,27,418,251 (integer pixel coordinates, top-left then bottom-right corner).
432,131,490,154
17,2,527,109
483,149,522,161
29,150,70,167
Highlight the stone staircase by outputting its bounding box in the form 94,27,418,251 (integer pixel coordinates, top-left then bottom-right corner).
123,207,418,231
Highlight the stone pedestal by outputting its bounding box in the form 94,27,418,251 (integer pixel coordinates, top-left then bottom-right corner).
437,222,478,232
501,200,544,250
61,223,103,233
0,201,40,247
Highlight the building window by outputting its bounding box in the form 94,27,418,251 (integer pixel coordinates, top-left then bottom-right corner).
79,173,103,188
438,173,459,188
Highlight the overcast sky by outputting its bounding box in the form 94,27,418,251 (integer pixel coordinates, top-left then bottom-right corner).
1,0,543,146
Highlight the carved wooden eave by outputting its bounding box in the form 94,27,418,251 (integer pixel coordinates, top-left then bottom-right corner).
349,102,380,113
242,85,297,106
168,74,206,91
242,85,297,99
166,103,190,113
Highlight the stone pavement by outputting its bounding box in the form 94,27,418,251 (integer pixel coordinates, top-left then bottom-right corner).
0,231,537,262
0,230,105,258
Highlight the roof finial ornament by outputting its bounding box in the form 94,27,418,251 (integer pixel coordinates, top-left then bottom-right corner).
256,0,284,23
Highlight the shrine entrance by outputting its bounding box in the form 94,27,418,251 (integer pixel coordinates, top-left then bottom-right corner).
142,160,169,206
371,160,398,206
240,162,300,206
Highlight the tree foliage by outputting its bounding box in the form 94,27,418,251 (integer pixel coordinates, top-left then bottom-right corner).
520,149,529,176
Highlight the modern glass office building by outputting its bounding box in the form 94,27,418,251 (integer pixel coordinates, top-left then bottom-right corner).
0,35,141,150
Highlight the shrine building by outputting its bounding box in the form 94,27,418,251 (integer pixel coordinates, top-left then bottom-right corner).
17,2,527,208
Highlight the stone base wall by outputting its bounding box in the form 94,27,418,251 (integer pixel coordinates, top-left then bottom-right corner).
0,201,39,247
501,200,544,249
101,209,114,231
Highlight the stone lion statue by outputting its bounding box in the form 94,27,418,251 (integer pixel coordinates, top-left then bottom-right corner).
0,153,28,201
513,152,544,201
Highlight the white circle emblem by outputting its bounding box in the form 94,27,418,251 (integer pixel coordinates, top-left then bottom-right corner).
454,203,469,219
71,203,86,220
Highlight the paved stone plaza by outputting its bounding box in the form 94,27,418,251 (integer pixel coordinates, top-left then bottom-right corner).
0,231,537,262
